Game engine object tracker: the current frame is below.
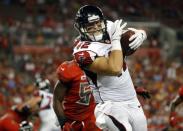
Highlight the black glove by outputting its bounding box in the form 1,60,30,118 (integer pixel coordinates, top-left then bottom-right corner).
135,86,151,99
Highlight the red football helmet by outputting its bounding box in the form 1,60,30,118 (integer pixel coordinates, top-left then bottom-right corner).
178,86,183,97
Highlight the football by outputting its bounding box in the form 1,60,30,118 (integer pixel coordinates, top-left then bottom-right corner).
120,30,136,56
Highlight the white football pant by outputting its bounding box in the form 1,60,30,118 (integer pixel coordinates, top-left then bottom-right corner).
94,98,147,131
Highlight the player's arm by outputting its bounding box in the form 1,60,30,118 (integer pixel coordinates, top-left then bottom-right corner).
75,20,126,76
170,95,182,112
53,80,68,128
25,97,42,112
90,20,126,76
88,51,123,75
169,95,183,128
16,96,42,115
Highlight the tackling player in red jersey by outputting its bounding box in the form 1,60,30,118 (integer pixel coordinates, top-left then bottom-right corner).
53,60,101,131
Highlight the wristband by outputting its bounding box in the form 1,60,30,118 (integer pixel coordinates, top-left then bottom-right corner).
20,105,31,116
111,39,122,51
170,112,177,117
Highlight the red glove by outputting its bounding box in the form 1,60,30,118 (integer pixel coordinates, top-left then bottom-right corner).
169,112,178,127
135,86,151,99
170,117,179,127
62,122,73,131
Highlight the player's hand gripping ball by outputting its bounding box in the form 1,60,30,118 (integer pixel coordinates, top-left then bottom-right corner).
120,30,136,56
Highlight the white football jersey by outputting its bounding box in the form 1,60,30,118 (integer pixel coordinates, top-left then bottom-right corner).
73,20,137,103
38,90,60,131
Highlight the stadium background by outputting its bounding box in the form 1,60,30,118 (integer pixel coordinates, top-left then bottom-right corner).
0,0,183,130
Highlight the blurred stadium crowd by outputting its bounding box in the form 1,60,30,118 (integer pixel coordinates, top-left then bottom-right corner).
0,0,183,130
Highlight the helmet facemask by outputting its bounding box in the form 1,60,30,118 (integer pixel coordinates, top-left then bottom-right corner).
81,17,106,41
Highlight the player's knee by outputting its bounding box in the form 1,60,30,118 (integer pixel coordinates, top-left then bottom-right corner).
96,113,128,131
95,113,109,130
105,115,128,131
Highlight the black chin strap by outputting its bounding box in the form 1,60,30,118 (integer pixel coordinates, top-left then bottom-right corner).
101,31,110,43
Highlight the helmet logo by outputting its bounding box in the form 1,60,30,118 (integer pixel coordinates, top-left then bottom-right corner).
88,14,100,23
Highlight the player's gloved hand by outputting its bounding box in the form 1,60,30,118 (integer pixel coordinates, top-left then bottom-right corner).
169,112,178,127
62,122,73,131
135,86,151,99
111,19,127,41
19,121,33,131
128,28,147,50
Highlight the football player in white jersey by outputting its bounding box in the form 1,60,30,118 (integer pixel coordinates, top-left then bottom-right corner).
73,5,147,131
23,79,60,131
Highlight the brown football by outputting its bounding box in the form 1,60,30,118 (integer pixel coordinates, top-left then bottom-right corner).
120,30,136,56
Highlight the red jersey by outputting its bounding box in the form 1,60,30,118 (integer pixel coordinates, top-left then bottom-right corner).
56,60,96,121
0,109,23,131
